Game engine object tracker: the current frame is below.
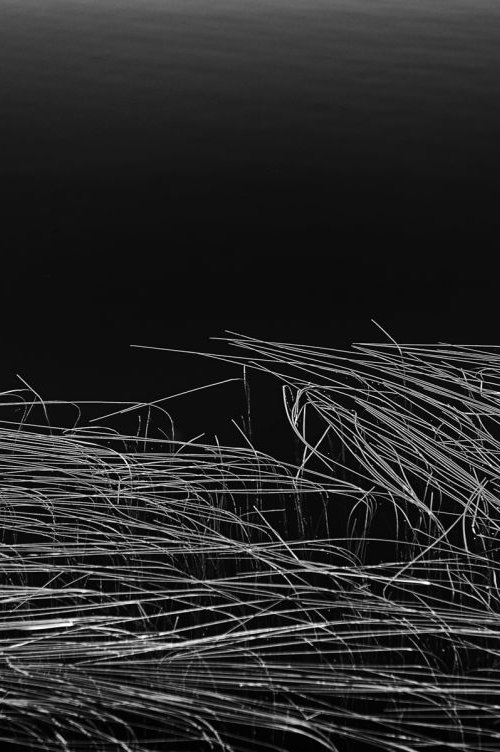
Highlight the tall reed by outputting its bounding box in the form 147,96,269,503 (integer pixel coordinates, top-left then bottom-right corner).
2,335,500,751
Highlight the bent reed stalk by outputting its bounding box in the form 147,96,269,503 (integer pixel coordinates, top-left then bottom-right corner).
1,334,500,751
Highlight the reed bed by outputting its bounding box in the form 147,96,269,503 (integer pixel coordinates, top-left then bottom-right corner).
1,334,500,751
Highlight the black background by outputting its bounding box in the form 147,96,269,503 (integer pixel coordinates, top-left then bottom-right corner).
2,167,497,411
2,0,499,414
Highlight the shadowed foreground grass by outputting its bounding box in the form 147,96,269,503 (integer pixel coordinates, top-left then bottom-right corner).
1,334,500,751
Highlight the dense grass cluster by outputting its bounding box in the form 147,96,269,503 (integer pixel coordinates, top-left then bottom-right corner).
2,333,500,751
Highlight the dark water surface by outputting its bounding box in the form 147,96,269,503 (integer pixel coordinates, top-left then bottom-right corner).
3,0,499,179
1,0,499,390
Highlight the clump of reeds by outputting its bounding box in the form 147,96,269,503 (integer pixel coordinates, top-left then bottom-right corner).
2,334,500,751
